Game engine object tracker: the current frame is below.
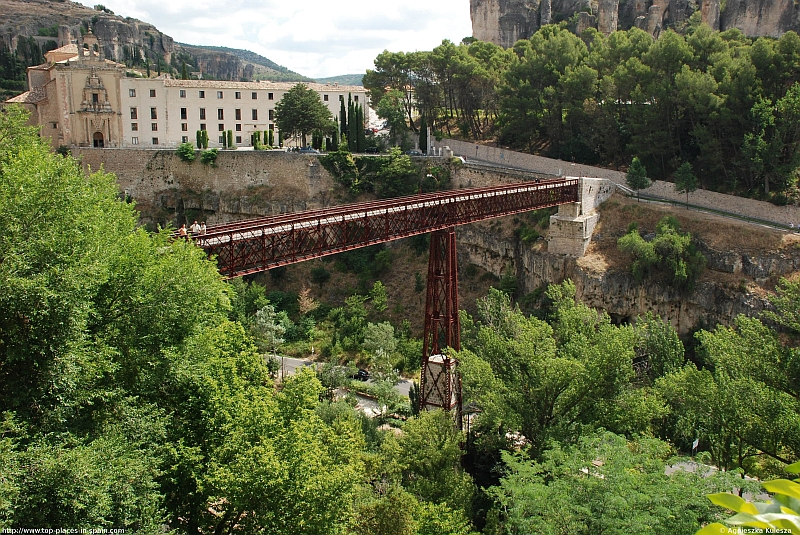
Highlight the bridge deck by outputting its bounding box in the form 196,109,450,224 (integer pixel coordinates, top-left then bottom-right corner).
197,178,579,277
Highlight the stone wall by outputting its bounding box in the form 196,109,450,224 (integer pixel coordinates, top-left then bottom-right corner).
74,148,344,226
435,138,800,227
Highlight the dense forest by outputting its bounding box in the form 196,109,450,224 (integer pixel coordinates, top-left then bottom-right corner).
1,104,799,532
365,21,800,201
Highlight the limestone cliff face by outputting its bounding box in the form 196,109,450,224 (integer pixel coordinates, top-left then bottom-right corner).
457,223,798,334
472,0,800,45
0,0,267,81
721,0,800,38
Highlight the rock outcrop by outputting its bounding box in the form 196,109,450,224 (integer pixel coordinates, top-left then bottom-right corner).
471,0,800,46
0,0,302,82
457,222,793,334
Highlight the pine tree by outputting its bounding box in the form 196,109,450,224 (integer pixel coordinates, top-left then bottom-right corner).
626,157,650,201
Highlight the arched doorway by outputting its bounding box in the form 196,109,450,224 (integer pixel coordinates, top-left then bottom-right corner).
93,132,104,148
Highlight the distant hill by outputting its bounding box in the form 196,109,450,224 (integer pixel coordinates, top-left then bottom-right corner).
180,44,313,83
315,74,364,86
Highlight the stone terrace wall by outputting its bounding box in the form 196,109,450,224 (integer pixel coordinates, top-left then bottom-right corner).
74,149,342,226
435,138,800,227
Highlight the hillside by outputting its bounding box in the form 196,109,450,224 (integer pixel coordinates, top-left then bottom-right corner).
178,44,313,83
0,0,314,98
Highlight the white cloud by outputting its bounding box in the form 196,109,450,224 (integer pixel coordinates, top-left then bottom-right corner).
78,0,473,78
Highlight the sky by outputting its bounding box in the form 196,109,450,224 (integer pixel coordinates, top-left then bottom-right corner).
76,0,474,79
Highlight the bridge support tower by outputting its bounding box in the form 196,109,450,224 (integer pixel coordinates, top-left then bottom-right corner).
419,228,462,428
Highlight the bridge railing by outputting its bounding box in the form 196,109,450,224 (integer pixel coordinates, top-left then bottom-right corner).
197,179,579,277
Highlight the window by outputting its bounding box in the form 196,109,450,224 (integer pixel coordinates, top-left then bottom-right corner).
92,93,99,103
217,91,223,99
150,107,157,120
199,90,205,98
354,95,358,102
151,123,158,131
152,137,159,145
269,123,274,130
268,110,274,120
130,107,138,119
217,109,224,120
200,108,206,120
182,136,188,143
235,124,241,131
181,123,188,131
218,124,225,131
180,108,187,120
179,89,186,98
252,109,258,120
50,122,58,129
235,109,241,121
251,92,257,99
235,91,241,99
323,94,328,101
200,123,206,131
131,123,138,131
235,136,242,144
219,136,225,144
268,92,273,100
131,137,139,145
150,89,156,97
129,88,136,97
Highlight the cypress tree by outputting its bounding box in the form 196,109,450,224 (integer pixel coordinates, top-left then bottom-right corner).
222,130,227,149
419,113,428,154
356,104,366,153
227,130,233,148
348,96,357,152
202,130,209,149
339,97,347,137
196,130,202,149
181,61,188,80
268,129,273,147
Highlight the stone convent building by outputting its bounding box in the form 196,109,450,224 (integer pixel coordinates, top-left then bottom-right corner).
5,31,367,150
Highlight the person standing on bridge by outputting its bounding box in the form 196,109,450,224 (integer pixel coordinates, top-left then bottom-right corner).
189,220,201,236
178,224,187,238
200,222,207,235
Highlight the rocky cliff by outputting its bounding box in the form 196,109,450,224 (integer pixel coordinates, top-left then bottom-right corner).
0,0,305,82
457,220,794,334
472,0,800,47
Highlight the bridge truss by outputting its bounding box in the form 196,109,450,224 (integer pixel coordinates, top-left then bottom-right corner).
197,178,579,424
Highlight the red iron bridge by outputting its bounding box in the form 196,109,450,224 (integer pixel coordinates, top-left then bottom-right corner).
196,178,580,425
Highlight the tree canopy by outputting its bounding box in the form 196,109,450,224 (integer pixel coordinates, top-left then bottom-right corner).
274,83,334,147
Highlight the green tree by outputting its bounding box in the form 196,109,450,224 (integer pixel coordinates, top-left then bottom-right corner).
490,431,757,535
657,314,800,473
227,129,233,149
618,216,706,290
418,113,428,154
674,161,699,207
626,156,651,200
375,147,420,198
459,284,639,458
176,141,195,162
275,83,334,148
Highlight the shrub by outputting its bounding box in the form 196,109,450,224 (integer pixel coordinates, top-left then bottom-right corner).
618,215,705,290
200,148,218,166
176,142,195,162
